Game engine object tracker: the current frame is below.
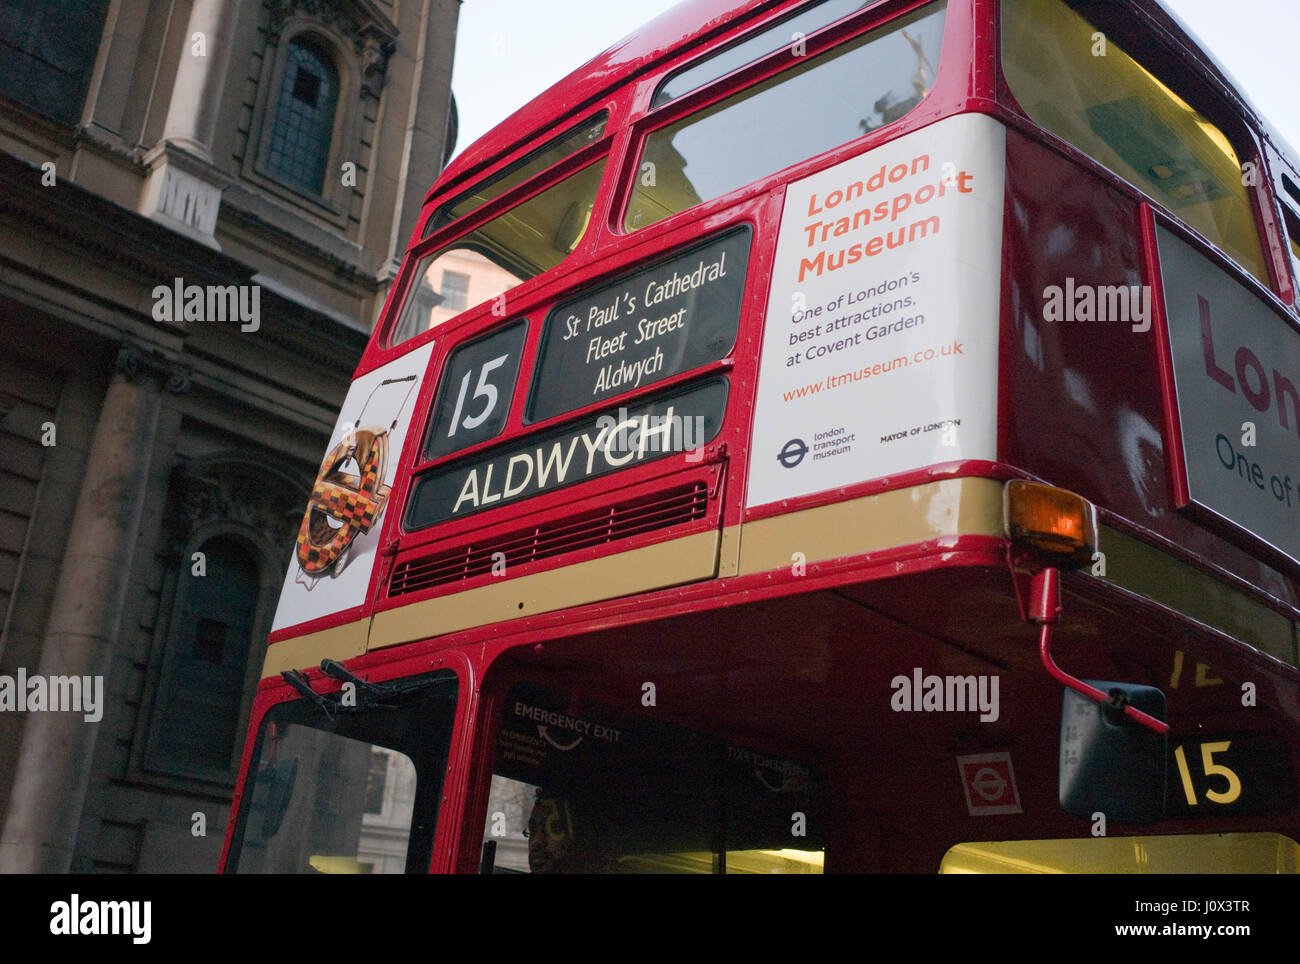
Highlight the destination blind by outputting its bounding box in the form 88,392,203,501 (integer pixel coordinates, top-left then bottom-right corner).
528,227,750,422
405,377,727,528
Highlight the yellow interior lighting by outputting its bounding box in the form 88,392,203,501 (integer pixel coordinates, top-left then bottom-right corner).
307,855,370,874
1001,0,1270,285
942,833,1300,873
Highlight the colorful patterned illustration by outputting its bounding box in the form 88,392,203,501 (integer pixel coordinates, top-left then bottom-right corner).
295,427,392,575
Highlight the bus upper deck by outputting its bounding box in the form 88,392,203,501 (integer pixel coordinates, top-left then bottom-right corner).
223,0,1300,874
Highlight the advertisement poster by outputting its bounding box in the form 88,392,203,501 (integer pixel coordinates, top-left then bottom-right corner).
746,113,1005,508
271,341,435,632
1158,223,1300,566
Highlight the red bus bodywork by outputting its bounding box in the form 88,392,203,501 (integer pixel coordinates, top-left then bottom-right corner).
223,0,1300,873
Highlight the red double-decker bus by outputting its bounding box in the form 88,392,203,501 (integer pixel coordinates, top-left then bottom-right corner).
222,0,1300,874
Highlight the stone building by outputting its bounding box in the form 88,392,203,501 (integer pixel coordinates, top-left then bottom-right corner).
0,0,459,872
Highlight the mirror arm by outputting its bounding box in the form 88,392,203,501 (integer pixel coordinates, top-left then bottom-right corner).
1031,567,1169,736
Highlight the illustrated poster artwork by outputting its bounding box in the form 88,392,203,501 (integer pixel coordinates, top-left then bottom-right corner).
271,341,435,633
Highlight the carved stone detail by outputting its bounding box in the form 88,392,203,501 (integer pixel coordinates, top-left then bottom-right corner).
166,458,304,561
360,35,397,96
116,343,194,394
265,0,398,95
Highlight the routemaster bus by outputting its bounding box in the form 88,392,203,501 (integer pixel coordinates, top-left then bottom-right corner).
222,0,1300,873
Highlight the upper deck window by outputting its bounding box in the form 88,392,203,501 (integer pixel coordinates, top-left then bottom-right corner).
651,0,872,107
388,159,607,346
1001,0,1269,286
625,1,947,231
1284,208,1300,291
423,114,608,237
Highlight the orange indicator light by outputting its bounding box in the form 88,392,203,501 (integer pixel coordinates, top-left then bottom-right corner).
1003,480,1098,565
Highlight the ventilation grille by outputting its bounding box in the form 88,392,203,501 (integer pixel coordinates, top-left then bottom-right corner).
389,482,709,597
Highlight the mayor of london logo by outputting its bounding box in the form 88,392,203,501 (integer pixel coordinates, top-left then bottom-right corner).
295,426,392,576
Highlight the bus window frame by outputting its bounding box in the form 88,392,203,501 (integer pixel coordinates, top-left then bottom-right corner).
460,662,830,874
221,659,468,874
613,0,955,239
994,0,1290,306
397,212,760,492
458,676,506,873
418,105,617,240
422,111,611,239
382,118,618,353
1281,203,1300,302
648,0,890,110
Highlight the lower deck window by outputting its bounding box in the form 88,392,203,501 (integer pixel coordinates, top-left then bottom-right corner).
942,833,1300,873
228,671,457,874
479,683,826,874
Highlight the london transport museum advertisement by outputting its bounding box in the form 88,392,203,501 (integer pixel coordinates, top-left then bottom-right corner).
0,0,1293,942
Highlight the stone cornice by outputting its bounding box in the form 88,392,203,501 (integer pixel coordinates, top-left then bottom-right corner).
219,181,377,287
142,141,235,190
0,152,251,285
0,152,370,362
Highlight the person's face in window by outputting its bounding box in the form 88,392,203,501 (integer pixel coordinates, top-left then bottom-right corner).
527,797,575,873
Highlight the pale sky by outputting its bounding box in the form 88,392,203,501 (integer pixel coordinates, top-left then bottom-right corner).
449,0,1300,160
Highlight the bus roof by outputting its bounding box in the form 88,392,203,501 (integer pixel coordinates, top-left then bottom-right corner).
435,0,769,193
436,0,1299,203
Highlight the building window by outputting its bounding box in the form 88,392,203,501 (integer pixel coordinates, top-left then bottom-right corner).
0,0,110,125
147,535,260,777
439,271,470,312
364,748,389,814
266,36,339,194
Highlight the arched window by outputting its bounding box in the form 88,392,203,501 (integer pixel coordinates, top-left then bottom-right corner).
266,36,339,194
146,534,260,776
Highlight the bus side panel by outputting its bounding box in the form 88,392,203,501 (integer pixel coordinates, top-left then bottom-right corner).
998,126,1300,612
